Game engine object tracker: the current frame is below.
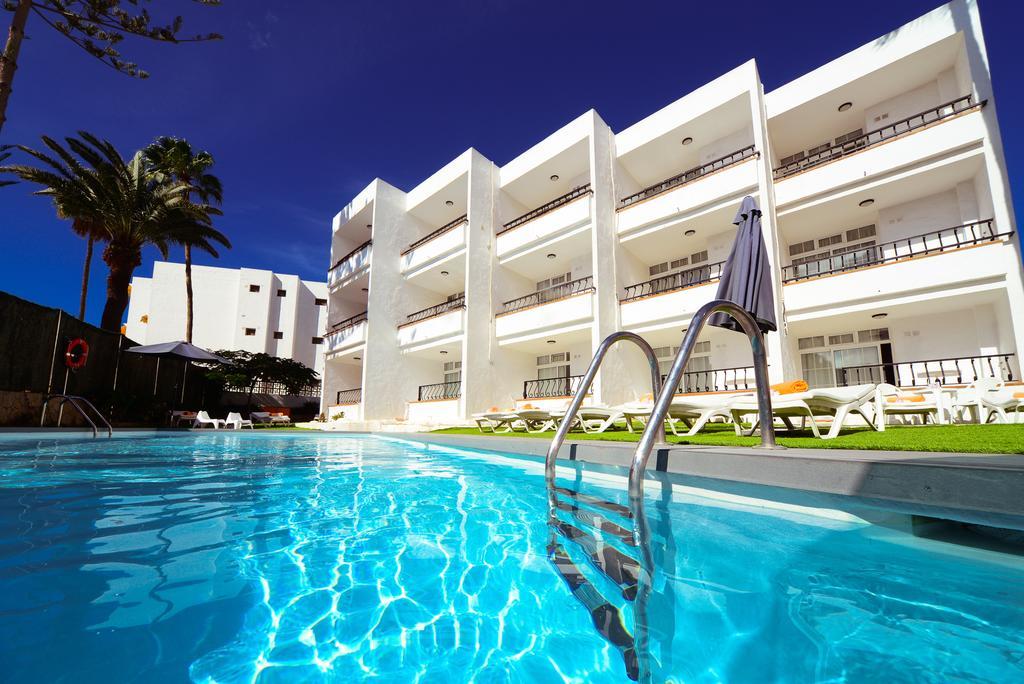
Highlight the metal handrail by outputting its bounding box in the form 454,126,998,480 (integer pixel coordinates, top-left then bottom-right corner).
498,184,592,235
500,276,594,314
619,145,757,208
327,310,368,335
400,295,466,326
836,352,1016,387
621,262,725,301
418,381,461,401
328,239,372,273
773,94,983,179
41,394,113,437
402,215,467,255
523,375,588,399
663,365,756,394
544,332,662,505
782,219,1004,282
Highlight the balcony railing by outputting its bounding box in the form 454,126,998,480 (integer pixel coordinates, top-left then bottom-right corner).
336,388,362,404
836,353,1017,388
500,276,595,315
224,380,321,397
327,310,368,336
523,375,588,399
418,381,461,401
619,146,757,208
662,366,756,394
498,184,592,236
401,215,467,255
773,94,984,179
400,295,466,327
329,239,372,273
621,262,725,302
782,219,1005,282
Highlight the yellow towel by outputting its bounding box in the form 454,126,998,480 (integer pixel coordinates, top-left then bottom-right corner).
489,406,500,412
522,403,536,410
1015,392,1024,399
640,393,654,403
887,394,925,403
771,380,808,394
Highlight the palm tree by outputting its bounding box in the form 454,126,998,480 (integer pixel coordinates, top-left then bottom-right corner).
0,132,217,331
144,137,228,343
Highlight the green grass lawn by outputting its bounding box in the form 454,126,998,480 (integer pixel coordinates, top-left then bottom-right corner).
428,422,1024,454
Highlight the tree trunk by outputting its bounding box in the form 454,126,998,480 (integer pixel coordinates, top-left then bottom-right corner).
79,234,94,320
0,0,32,135
100,243,141,332
184,243,194,342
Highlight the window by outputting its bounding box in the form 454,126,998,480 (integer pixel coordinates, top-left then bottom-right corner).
249,284,260,293
828,333,854,346
846,225,876,242
277,289,287,297
690,250,708,264
857,328,890,342
444,361,462,384
536,352,570,380
273,331,284,340
649,262,669,276
779,151,806,166
536,273,571,290
314,298,327,306
649,257,691,277
789,240,816,257
799,328,889,388
312,337,324,345
446,291,465,302
244,328,256,336
818,234,842,249
798,336,825,350
834,128,864,146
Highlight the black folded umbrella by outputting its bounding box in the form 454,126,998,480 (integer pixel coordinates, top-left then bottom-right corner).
708,196,778,334
126,341,229,401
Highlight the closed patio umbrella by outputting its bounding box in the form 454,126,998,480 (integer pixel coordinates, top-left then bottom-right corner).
708,196,778,334
125,341,229,402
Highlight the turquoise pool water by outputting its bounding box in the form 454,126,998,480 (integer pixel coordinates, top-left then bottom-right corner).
0,432,1021,682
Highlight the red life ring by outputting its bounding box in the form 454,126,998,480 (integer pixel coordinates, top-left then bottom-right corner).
65,338,89,370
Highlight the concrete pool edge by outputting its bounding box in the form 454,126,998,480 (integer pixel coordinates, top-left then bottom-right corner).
400,433,1024,529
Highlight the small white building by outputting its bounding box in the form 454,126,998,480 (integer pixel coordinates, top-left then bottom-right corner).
322,0,1023,425
125,261,329,377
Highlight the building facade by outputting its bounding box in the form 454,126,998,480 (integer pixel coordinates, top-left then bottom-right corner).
322,0,1023,424
126,261,329,377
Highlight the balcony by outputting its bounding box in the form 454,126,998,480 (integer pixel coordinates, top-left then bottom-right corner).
619,263,723,328
622,146,757,208
397,296,466,347
522,375,586,399
328,240,372,288
782,219,1005,283
496,185,592,260
836,353,1017,388
773,95,983,181
663,366,755,395
325,311,367,354
335,388,362,405
417,381,461,401
401,215,467,276
496,276,595,341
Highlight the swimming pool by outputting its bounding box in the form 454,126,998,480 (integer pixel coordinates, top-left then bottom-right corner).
0,432,1021,682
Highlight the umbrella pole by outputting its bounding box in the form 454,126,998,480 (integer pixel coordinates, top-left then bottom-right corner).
153,357,160,397
181,361,189,406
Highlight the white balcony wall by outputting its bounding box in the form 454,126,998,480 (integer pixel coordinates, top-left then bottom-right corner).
496,293,594,341
401,222,466,275
496,194,592,259
620,282,719,330
397,309,465,348
617,160,757,236
775,110,986,207
328,244,371,288
784,240,1011,318
325,321,367,354
407,399,461,424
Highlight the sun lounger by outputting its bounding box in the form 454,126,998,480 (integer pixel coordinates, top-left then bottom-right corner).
550,405,626,434
515,409,556,433
193,410,224,429
621,394,742,437
472,411,523,433
225,412,254,430
170,410,197,427
953,378,1021,423
250,411,272,425
874,383,939,428
729,383,878,439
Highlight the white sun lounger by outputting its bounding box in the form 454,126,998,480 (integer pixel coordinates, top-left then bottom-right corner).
550,406,626,434
193,410,224,429
729,384,878,440
621,394,742,437
472,412,523,433
874,383,940,428
952,378,1022,424
225,412,254,430
515,409,556,433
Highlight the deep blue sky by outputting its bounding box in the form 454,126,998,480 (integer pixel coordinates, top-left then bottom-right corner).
2,0,1022,325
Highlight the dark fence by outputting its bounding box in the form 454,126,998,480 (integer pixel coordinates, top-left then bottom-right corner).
336,388,362,404
498,184,592,235
418,382,461,401
402,215,467,255
662,367,756,394
500,276,595,314
837,353,1017,388
620,146,757,208
523,375,587,399
329,239,372,273
327,310,368,336
622,262,725,302
0,291,211,426
401,296,466,326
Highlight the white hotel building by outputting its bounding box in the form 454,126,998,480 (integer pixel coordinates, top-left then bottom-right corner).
322,0,1023,425
126,261,329,377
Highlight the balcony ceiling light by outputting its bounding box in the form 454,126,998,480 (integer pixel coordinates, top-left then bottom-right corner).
684,229,696,236
440,270,449,276
550,174,559,182
440,350,448,355
353,356,361,361
366,223,372,229
859,198,875,207
445,200,454,207
681,136,693,145
838,102,853,112
361,287,368,292
546,253,557,260
871,312,888,319
546,340,556,344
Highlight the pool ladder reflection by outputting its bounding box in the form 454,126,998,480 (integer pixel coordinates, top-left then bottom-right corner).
544,300,777,681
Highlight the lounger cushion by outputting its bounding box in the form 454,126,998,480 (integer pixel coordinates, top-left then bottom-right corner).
887,394,925,403
771,380,808,394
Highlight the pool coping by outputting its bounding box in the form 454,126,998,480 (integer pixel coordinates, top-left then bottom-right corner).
401,433,1024,529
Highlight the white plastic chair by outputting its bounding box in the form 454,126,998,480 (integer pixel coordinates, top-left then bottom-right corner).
225,412,254,430
193,411,224,429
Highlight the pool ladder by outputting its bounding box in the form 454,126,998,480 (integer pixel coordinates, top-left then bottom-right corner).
40,394,113,438
543,300,777,681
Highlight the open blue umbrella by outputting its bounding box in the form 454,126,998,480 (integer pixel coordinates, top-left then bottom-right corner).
126,341,229,400
708,196,778,334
